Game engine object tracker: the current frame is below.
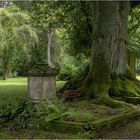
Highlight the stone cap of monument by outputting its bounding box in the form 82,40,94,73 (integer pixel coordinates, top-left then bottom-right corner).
27,63,60,77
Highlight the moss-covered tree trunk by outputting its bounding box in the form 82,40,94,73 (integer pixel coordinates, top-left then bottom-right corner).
81,1,130,99
60,1,140,106
127,50,136,76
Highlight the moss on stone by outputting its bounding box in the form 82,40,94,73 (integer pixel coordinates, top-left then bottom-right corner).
27,63,60,77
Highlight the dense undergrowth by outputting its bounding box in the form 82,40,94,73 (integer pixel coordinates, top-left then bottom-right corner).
0,98,136,130
0,98,94,130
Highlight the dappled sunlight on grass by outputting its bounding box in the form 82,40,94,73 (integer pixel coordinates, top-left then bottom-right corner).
136,75,140,81
0,77,27,85
56,81,66,91
0,77,66,105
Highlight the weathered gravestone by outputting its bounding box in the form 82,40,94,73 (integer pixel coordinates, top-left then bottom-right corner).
28,29,59,102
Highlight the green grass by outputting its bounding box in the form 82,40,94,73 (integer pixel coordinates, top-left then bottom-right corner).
0,77,66,106
0,77,27,85
136,75,140,81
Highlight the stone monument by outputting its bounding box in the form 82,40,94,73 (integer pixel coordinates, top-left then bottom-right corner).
28,29,59,102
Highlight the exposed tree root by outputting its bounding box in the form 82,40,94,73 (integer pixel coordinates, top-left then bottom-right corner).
60,70,140,97
95,96,134,109
59,65,89,93
59,68,140,108
110,73,140,98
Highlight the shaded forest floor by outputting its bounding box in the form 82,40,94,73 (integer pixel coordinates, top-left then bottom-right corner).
101,118,140,139
0,77,140,139
0,129,78,139
1,119,140,139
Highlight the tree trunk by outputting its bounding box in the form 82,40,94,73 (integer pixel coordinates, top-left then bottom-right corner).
47,28,57,68
127,50,136,76
3,73,7,80
3,64,7,80
81,1,130,99
60,1,140,106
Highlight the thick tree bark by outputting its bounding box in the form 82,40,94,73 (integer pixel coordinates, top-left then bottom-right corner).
81,1,130,99
60,1,140,106
127,50,136,76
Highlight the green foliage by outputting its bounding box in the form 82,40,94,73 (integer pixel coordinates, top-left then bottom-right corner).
0,5,38,78
58,65,77,81
128,6,140,60
0,97,93,128
0,99,36,129
14,1,140,76
24,1,91,61
78,123,97,139
36,98,93,123
14,1,91,77
0,99,33,120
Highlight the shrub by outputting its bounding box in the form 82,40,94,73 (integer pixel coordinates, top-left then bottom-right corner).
0,98,93,128
57,65,77,81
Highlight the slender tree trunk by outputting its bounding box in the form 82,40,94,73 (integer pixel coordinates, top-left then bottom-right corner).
47,28,56,68
81,1,130,99
3,64,7,80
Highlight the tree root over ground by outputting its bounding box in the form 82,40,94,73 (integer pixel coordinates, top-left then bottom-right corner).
59,71,140,108
95,96,135,109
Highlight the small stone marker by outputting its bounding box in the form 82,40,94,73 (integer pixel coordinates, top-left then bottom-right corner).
28,29,59,102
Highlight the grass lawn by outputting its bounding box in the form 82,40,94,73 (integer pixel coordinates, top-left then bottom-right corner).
0,77,66,106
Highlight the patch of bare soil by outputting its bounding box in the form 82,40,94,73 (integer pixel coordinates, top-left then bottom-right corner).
101,118,140,139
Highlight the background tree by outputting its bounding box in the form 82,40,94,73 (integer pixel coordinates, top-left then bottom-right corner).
128,6,140,74
0,5,38,79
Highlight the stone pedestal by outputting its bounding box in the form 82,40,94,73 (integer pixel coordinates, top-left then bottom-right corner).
27,64,59,102
28,76,56,102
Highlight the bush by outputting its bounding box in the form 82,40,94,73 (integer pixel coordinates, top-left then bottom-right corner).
0,98,93,128
57,65,77,81
36,98,93,123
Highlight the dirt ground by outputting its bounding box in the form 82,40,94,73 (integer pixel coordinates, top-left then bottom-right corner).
101,118,140,139
1,118,140,139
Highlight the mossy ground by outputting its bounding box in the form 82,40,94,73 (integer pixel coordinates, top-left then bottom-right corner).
102,118,140,139
63,100,136,122
0,128,79,139
110,77,140,97
0,77,140,139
